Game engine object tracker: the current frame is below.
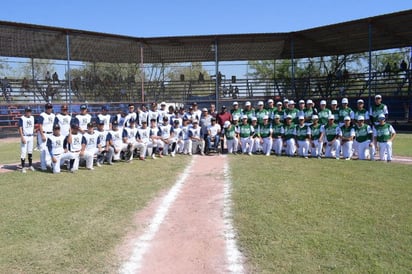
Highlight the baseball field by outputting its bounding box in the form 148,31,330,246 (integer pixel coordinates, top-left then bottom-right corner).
0,135,411,273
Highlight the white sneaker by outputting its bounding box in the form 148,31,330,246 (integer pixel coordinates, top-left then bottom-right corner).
21,167,27,173
152,154,156,159
96,162,102,167
29,166,35,171
248,152,252,156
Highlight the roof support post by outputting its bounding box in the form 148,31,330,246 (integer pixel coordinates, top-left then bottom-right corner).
31,58,36,103
368,22,372,110
290,36,296,98
213,39,219,110
66,33,72,113
140,45,145,103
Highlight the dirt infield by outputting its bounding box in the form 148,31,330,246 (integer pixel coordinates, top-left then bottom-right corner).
118,155,244,273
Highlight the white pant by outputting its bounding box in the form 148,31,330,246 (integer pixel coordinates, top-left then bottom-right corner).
226,138,238,154
20,135,34,159
252,138,262,153
357,140,375,160
297,140,310,157
340,140,353,159
240,137,253,153
40,133,52,170
82,148,98,168
378,141,393,161
186,139,205,155
261,137,273,156
284,138,296,156
311,140,323,157
325,140,341,158
52,152,74,173
70,151,81,171
272,137,283,156
133,142,147,158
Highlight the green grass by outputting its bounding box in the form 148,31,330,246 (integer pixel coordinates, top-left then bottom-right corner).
392,133,412,157
0,156,190,273
230,157,412,273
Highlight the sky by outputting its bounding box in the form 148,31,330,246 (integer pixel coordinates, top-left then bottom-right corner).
2,0,411,38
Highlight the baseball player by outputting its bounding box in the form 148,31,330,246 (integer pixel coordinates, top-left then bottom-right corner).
354,116,375,160
54,104,72,137
338,98,354,127
283,115,297,156
170,120,183,156
230,101,243,118
97,105,112,131
310,115,324,158
330,100,339,122
271,114,284,156
243,101,255,124
106,120,123,164
82,122,101,169
137,104,149,126
121,118,139,162
38,103,55,171
370,94,389,126
304,99,317,125
18,106,35,173
124,104,138,128
65,123,84,172
136,120,153,159
238,115,254,155
159,116,174,156
317,100,331,126
323,115,341,159
187,119,205,155
222,120,238,154
272,101,285,123
46,123,75,174
296,115,311,158
181,118,192,155
96,119,110,165
74,104,92,134
284,100,299,124
339,116,355,160
353,99,370,124
149,118,165,158
255,101,269,126
373,114,396,162
256,115,272,156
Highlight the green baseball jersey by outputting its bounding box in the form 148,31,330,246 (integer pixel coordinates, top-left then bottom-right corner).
355,124,372,143
370,104,387,124
374,123,395,142
304,108,315,122
354,108,369,121
310,123,322,140
283,123,296,140
331,109,339,122
257,123,272,138
238,123,254,138
231,108,243,119
324,123,339,142
243,109,255,124
284,108,299,123
273,109,285,121
338,107,353,123
224,125,237,140
272,122,284,138
318,108,332,125
340,125,355,139
296,124,310,141
255,109,269,125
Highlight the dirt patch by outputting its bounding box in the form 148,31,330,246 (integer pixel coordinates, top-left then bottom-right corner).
118,155,237,273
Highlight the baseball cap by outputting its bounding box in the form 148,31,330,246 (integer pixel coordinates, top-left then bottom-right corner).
320,100,327,105
378,114,386,120
331,100,338,105
45,103,53,109
245,101,251,106
375,94,382,99
312,115,319,120
358,116,365,121
80,104,87,109
233,101,238,105
306,99,313,104
211,117,216,121
192,102,197,106
285,114,293,119
192,119,198,124
283,98,289,103
71,123,79,128
130,118,136,123
98,119,105,125
224,121,231,128
87,122,94,128
263,115,269,120
268,99,274,104
233,116,239,121
251,117,257,121
274,114,280,119
173,119,180,124
342,98,348,104
101,105,108,111
298,115,305,120
288,100,295,105
242,115,248,120
328,114,335,120
357,99,364,104
53,123,60,130
257,101,264,106
162,116,169,121
160,102,166,106
299,100,305,104
112,120,119,126
344,116,351,121
276,101,282,106
25,106,32,112
202,108,208,112
221,105,227,109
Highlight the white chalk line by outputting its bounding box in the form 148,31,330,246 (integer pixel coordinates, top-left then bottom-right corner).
119,157,195,274
223,158,245,274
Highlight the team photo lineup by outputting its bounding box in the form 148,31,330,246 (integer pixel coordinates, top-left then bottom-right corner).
18,94,396,174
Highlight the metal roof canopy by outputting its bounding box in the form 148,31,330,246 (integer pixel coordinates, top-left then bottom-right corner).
0,9,411,64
